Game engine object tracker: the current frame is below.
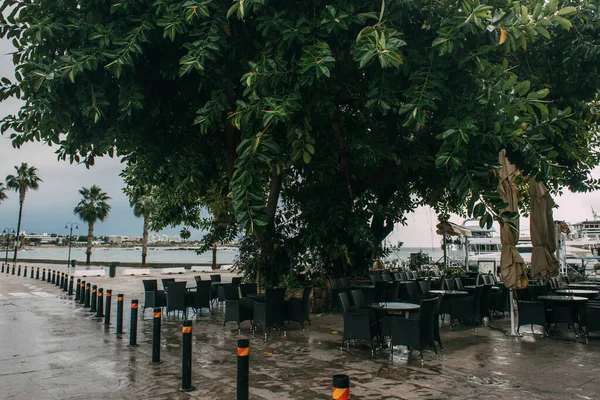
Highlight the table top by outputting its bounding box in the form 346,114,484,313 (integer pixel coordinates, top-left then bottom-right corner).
370,302,420,311
429,290,469,296
464,285,500,291
538,295,589,302
555,289,599,296
566,283,600,288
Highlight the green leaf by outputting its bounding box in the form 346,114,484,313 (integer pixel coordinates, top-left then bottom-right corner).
554,17,572,30
514,80,530,96
527,88,550,100
556,6,577,17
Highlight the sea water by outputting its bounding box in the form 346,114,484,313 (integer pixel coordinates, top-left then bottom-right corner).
12,245,443,265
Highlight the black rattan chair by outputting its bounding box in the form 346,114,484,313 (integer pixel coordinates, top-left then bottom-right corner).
223,284,253,332
161,278,175,291
253,288,286,338
517,300,547,334
190,280,212,315
390,297,439,360
166,281,187,319
339,292,380,353
240,283,257,297
284,287,312,330
142,279,166,314
450,285,484,325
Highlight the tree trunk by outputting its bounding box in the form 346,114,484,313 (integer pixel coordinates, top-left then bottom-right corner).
86,222,94,266
12,199,24,262
253,171,283,287
141,212,149,267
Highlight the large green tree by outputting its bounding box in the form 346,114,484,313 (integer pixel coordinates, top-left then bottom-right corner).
74,185,111,265
5,163,42,261
1,0,599,280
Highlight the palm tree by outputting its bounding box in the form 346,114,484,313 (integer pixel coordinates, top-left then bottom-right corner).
0,183,8,205
6,163,42,262
132,195,154,267
74,185,111,265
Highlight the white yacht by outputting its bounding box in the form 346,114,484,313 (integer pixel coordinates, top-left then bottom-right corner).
566,217,600,253
461,219,501,256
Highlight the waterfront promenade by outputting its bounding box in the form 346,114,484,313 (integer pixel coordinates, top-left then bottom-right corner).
1,263,600,399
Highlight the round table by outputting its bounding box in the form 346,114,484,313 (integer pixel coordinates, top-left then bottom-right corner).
369,302,420,317
566,283,600,290
538,295,588,302
555,289,599,298
351,285,375,290
463,285,501,292
429,290,468,296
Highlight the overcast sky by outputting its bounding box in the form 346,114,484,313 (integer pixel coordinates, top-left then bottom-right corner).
1,38,599,246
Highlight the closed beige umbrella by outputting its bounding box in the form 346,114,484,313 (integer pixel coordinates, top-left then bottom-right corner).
497,150,528,289
529,178,560,279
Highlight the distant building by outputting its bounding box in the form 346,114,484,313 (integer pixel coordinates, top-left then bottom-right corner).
107,235,142,244
22,232,57,244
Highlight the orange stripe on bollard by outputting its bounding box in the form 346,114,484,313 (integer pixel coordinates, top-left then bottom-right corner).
182,326,192,334
332,388,350,400
154,311,161,318
131,303,138,309
92,289,96,293
118,296,123,301
237,347,250,357
107,292,112,297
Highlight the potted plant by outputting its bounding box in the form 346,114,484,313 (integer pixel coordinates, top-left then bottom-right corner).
308,277,328,313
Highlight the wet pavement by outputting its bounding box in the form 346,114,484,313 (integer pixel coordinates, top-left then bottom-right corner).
1,263,600,399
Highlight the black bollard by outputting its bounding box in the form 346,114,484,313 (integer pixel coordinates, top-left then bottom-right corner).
36,267,39,279
104,290,112,326
75,278,81,301
116,294,124,335
68,276,74,296
17,265,21,276
180,320,195,392
56,272,61,287
42,268,45,281
30,266,34,279
84,282,91,307
129,300,138,346
60,273,64,289
90,285,97,312
79,281,86,304
96,288,104,317
11,264,15,275
332,375,350,400
237,339,250,400
63,274,69,291
48,269,52,283
23,265,27,277
151,308,161,364
51,270,55,284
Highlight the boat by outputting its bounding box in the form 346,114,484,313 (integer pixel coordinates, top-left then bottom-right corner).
461,219,501,256
565,211,600,253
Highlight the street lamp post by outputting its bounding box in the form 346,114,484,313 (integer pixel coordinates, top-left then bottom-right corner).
65,222,78,271
3,228,15,266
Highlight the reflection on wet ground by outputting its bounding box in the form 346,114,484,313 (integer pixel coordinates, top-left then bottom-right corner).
1,265,600,399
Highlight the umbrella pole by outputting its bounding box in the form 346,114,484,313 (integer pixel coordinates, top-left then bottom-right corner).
508,289,519,336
